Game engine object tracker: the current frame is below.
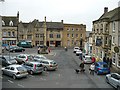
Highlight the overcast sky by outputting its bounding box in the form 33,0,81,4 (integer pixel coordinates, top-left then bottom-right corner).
0,0,120,31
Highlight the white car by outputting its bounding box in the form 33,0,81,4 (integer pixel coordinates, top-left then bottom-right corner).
83,55,92,64
76,49,82,56
106,73,120,90
73,47,80,53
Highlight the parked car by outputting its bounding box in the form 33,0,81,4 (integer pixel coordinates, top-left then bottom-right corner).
2,44,9,50
2,46,5,53
73,47,80,53
95,62,110,75
83,55,92,64
34,55,47,60
33,59,58,71
15,54,33,64
22,61,43,74
106,73,120,90
9,46,25,52
0,55,17,66
1,64,28,79
76,49,82,56
17,41,32,48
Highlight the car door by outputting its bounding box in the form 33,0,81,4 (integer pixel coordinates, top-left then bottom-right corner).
2,57,8,66
4,66,11,76
110,74,118,88
9,67,15,77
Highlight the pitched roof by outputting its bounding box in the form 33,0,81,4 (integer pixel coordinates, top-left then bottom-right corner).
46,22,64,29
2,16,18,27
99,7,120,21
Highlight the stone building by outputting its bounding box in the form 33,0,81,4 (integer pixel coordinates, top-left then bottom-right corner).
92,7,120,72
2,12,19,45
18,17,86,48
63,22,86,49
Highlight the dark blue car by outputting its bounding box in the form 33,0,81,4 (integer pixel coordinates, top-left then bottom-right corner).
95,62,110,75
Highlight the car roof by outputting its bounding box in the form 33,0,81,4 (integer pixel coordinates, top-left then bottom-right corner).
8,64,22,67
41,59,54,62
111,73,120,76
85,55,91,57
97,62,107,65
27,61,41,64
74,47,79,48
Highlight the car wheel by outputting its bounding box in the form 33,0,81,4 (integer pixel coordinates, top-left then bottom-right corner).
13,75,16,80
117,86,120,90
96,71,99,75
106,77,109,83
44,67,47,71
30,70,33,75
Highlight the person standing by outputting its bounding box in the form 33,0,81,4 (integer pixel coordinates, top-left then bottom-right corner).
103,56,107,63
92,56,96,63
79,61,85,72
48,47,51,53
89,63,95,75
109,57,112,68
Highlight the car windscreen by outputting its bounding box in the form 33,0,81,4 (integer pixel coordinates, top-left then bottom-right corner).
100,64,108,68
85,57,91,60
4,56,15,61
50,61,57,65
17,66,26,71
36,64,42,67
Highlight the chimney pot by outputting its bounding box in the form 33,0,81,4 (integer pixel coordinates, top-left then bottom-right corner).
104,7,108,13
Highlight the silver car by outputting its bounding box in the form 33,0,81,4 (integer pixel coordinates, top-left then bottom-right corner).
22,61,43,74
34,55,47,60
83,55,92,64
106,73,120,90
1,64,28,79
34,59,58,71
15,54,33,64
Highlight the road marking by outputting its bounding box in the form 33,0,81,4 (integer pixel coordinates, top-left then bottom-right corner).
8,80,14,84
18,84,24,88
0,76,3,79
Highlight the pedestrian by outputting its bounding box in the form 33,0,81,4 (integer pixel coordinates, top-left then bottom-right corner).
38,47,40,54
106,57,109,65
109,57,112,68
92,56,96,63
89,63,95,75
48,47,51,53
103,56,107,63
79,53,83,61
79,61,85,72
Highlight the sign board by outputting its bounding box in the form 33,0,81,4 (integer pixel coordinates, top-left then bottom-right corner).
114,46,119,53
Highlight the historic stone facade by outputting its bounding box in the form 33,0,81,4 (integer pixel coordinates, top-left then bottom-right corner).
63,23,86,48
92,7,120,71
2,12,19,45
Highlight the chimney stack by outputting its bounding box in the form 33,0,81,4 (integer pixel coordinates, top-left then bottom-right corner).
44,16,46,23
61,20,63,23
104,7,108,13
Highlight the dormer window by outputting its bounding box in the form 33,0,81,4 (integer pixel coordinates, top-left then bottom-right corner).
2,20,5,26
9,21,13,26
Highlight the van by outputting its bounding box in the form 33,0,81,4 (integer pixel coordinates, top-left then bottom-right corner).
17,41,32,48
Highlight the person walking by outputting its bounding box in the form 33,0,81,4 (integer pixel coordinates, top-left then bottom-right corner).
92,56,96,63
48,47,51,53
89,63,95,75
103,56,107,63
79,61,85,72
38,47,40,54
